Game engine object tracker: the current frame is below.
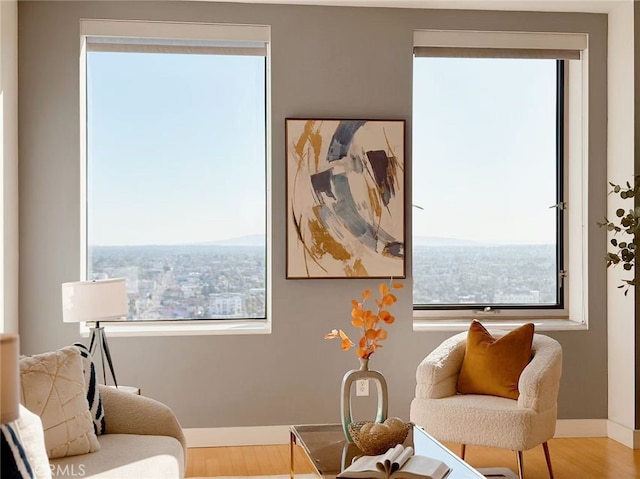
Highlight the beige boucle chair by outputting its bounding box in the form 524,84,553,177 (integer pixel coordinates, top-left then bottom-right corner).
409,330,562,479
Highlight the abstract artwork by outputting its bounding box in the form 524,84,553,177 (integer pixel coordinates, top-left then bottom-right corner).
286,119,405,279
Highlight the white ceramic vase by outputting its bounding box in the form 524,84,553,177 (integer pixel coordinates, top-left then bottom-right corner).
340,357,388,442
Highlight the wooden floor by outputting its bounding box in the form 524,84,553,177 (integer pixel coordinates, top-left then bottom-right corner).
186,437,640,478
187,444,316,477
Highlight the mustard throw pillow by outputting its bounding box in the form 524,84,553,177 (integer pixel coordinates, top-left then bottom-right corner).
457,320,534,400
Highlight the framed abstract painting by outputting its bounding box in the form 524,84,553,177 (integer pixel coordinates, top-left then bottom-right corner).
285,118,406,279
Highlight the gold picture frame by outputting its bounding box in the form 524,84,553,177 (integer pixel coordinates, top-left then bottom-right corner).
286,118,406,279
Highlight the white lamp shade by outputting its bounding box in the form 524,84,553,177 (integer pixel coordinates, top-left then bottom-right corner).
62,278,128,323
0,334,19,424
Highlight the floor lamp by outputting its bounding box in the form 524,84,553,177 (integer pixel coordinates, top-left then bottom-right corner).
0,334,19,425
62,278,128,387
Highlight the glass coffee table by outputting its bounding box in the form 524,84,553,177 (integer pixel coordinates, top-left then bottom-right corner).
290,424,485,479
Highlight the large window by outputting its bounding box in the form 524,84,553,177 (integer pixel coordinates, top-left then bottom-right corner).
412,30,587,322
82,21,269,322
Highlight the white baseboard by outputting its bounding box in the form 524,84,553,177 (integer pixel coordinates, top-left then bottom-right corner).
553,419,607,438
184,425,291,447
183,419,614,448
606,420,640,449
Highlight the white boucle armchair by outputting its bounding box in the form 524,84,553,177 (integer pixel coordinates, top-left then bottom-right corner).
409,330,562,479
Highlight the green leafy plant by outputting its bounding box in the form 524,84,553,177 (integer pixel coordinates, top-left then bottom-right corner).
598,177,640,295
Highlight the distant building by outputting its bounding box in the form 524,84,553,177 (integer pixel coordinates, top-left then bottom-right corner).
494,290,540,304
209,293,244,317
246,288,265,318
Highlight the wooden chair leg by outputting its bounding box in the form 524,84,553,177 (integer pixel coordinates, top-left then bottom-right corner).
516,451,524,479
542,442,554,479
460,444,466,460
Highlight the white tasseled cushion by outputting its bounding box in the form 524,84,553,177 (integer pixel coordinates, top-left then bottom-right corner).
11,405,52,479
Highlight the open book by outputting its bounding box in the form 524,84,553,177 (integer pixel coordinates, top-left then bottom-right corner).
337,444,450,479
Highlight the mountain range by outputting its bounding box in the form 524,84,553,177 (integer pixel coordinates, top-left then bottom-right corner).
93,235,549,248
204,235,482,247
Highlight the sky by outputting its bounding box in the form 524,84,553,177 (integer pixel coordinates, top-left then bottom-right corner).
412,57,557,245
88,52,557,246
87,52,266,246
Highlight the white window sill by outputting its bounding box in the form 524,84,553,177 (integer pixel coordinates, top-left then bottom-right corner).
413,317,587,332
80,319,271,337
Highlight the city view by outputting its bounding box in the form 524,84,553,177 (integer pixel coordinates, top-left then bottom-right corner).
89,243,266,320
88,239,557,321
413,243,557,306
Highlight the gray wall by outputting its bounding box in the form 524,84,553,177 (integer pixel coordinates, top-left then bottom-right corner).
18,1,608,428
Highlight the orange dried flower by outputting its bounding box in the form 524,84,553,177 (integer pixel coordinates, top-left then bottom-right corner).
325,278,403,359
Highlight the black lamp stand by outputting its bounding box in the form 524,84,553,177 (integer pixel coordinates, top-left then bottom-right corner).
88,322,119,387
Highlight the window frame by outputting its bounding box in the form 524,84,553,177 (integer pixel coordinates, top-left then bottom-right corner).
79,19,272,336
411,29,589,329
